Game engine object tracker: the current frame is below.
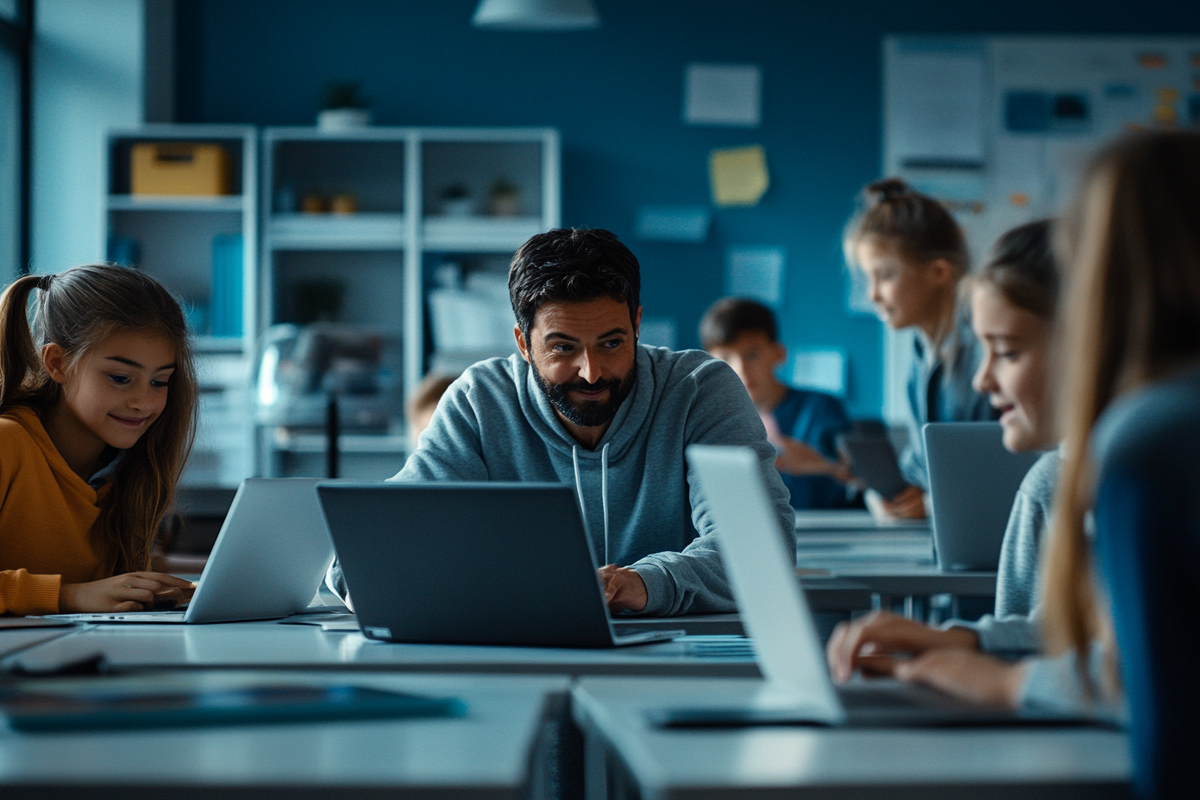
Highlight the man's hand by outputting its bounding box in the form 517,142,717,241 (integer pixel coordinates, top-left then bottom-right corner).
826,610,980,683
598,565,648,613
894,649,1028,709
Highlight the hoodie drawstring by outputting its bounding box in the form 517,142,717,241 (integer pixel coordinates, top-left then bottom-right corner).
601,443,610,565
572,446,591,540
571,443,613,566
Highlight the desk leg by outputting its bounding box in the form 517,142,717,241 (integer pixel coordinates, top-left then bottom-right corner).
584,727,609,800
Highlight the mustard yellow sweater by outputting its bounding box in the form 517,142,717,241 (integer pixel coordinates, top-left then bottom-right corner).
0,405,114,615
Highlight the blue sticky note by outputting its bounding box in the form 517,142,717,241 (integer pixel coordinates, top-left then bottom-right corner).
727,246,785,306
636,206,711,243
790,350,847,397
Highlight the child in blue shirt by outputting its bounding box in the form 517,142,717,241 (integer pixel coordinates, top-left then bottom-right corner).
701,298,855,509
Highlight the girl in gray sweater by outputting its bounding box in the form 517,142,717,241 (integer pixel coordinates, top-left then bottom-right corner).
827,218,1062,683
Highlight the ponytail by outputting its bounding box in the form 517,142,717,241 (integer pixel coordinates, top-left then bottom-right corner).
0,274,50,411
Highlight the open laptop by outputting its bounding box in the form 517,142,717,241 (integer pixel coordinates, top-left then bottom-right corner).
50,478,336,624
923,422,1042,571
317,482,684,648
676,445,1095,727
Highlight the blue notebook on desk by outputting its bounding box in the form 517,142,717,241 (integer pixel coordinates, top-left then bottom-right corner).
1,684,466,733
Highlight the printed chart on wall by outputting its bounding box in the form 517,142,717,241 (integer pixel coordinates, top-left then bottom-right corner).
879,35,1200,420
885,35,1200,261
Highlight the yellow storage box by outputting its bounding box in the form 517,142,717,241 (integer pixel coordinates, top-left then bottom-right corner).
131,142,231,196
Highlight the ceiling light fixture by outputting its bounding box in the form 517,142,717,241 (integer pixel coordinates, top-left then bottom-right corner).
472,0,601,31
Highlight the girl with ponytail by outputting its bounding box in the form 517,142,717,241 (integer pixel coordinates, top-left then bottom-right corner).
844,178,996,518
0,264,198,615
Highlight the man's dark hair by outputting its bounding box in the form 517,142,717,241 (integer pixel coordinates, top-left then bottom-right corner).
508,228,641,338
699,297,778,349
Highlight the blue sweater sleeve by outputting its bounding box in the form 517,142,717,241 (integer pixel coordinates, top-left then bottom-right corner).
1092,374,1200,799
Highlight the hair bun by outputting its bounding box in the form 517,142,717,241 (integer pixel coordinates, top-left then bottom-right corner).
866,178,911,204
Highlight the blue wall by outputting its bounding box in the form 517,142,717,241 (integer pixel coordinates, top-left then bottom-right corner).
176,0,1200,417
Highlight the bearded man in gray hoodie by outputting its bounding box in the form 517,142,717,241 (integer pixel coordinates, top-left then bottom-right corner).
396,228,795,616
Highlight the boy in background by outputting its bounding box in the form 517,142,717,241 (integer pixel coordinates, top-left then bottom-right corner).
406,373,459,448
700,298,856,509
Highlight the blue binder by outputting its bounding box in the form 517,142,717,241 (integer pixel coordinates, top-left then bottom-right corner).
210,233,243,338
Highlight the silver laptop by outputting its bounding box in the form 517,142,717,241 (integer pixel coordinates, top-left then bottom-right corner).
679,445,1093,727
923,423,1042,571
50,478,336,624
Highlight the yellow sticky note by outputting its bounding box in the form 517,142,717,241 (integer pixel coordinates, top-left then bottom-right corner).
709,145,769,207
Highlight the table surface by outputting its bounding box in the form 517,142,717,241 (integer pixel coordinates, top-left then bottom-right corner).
794,511,999,598
794,509,930,532
2,622,766,678
572,676,1130,800
0,670,567,798
0,628,73,660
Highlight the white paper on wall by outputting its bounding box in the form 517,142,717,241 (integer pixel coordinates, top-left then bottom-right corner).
889,50,985,163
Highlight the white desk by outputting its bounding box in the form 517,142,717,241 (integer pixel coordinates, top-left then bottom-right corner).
571,676,1131,800
0,670,567,799
794,509,930,533
795,510,997,619
0,628,73,660
3,623,764,678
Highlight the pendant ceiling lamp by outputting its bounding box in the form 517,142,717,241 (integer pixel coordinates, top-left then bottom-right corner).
472,0,601,31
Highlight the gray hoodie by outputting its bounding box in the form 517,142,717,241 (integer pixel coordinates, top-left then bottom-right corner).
392,345,796,616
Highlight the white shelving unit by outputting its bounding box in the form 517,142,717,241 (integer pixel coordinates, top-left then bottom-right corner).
260,126,560,478
103,125,257,489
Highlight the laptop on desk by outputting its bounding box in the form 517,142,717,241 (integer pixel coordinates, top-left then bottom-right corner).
49,478,337,624
677,445,1097,728
317,482,683,648
923,423,1042,571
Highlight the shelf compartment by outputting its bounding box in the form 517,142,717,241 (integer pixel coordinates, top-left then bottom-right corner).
108,195,245,212
272,429,410,454
193,336,247,354
423,216,544,252
269,213,408,250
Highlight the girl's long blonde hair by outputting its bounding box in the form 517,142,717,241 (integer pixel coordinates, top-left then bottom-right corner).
1043,131,1200,674
0,265,198,574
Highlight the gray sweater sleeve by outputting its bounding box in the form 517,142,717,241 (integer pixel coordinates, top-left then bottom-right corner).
946,450,1059,653
1020,645,1127,724
392,374,489,482
630,360,796,616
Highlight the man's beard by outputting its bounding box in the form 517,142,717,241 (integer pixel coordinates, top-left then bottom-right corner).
531,360,636,428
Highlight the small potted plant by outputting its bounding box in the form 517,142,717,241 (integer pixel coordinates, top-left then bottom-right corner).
440,183,474,217
487,177,521,217
318,80,372,131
